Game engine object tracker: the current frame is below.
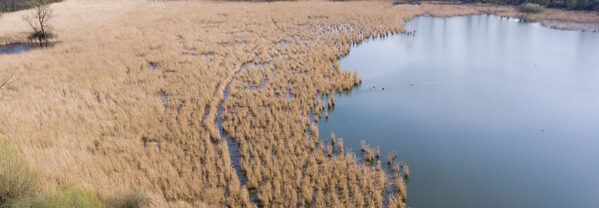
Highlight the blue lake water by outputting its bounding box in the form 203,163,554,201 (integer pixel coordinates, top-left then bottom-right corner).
319,15,599,208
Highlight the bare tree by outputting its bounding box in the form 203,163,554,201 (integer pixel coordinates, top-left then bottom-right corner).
0,69,17,100
23,0,54,46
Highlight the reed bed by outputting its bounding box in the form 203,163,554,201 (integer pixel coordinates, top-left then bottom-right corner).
0,0,597,207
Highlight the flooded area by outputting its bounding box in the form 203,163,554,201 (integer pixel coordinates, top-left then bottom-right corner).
0,43,38,55
319,15,599,208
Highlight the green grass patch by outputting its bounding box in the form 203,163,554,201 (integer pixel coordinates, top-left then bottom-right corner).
1,138,151,208
0,139,38,207
13,186,104,208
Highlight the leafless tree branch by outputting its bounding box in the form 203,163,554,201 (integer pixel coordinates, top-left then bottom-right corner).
0,68,17,100
23,0,54,45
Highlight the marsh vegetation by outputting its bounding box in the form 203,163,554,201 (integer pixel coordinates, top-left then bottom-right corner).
0,0,598,207
518,2,546,13
433,0,599,11
0,139,37,207
0,68,16,99
1,138,152,208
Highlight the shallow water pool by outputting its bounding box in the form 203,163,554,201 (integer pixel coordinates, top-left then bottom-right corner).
0,43,38,55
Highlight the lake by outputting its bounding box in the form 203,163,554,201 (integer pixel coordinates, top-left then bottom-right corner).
319,15,599,208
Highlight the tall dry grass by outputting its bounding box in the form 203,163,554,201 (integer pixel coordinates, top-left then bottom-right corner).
0,0,597,207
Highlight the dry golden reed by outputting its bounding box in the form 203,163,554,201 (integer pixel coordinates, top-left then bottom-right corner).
0,0,598,207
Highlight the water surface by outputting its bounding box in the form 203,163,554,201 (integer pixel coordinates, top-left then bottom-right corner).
0,43,37,55
319,15,599,208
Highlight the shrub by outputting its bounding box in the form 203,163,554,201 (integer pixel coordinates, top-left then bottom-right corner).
0,139,38,207
1,139,104,208
27,31,56,43
525,0,549,6
518,3,546,13
107,190,152,208
29,186,104,208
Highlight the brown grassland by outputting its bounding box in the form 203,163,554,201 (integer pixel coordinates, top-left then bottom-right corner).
1,0,598,207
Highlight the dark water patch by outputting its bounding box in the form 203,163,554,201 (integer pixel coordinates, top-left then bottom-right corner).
217,85,245,183
239,62,257,73
159,90,168,112
258,79,268,90
0,43,42,55
216,85,244,171
148,62,160,72
279,40,288,48
203,105,211,120
182,47,197,56
141,136,161,150
215,86,230,137
215,83,261,206
286,87,293,100
320,15,599,208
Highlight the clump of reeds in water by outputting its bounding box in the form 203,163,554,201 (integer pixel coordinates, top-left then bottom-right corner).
336,137,344,154
387,150,398,165
387,160,409,206
327,94,336,111
403,163,410,179
327,133,345,157
359,140,373,162
359,140,381,164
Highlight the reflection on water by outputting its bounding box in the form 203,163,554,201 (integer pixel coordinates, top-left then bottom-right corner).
319,15,599,208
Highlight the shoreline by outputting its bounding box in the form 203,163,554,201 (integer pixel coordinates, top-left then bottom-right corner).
1,2,597,45
0,1,598,207
417,2,599,31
